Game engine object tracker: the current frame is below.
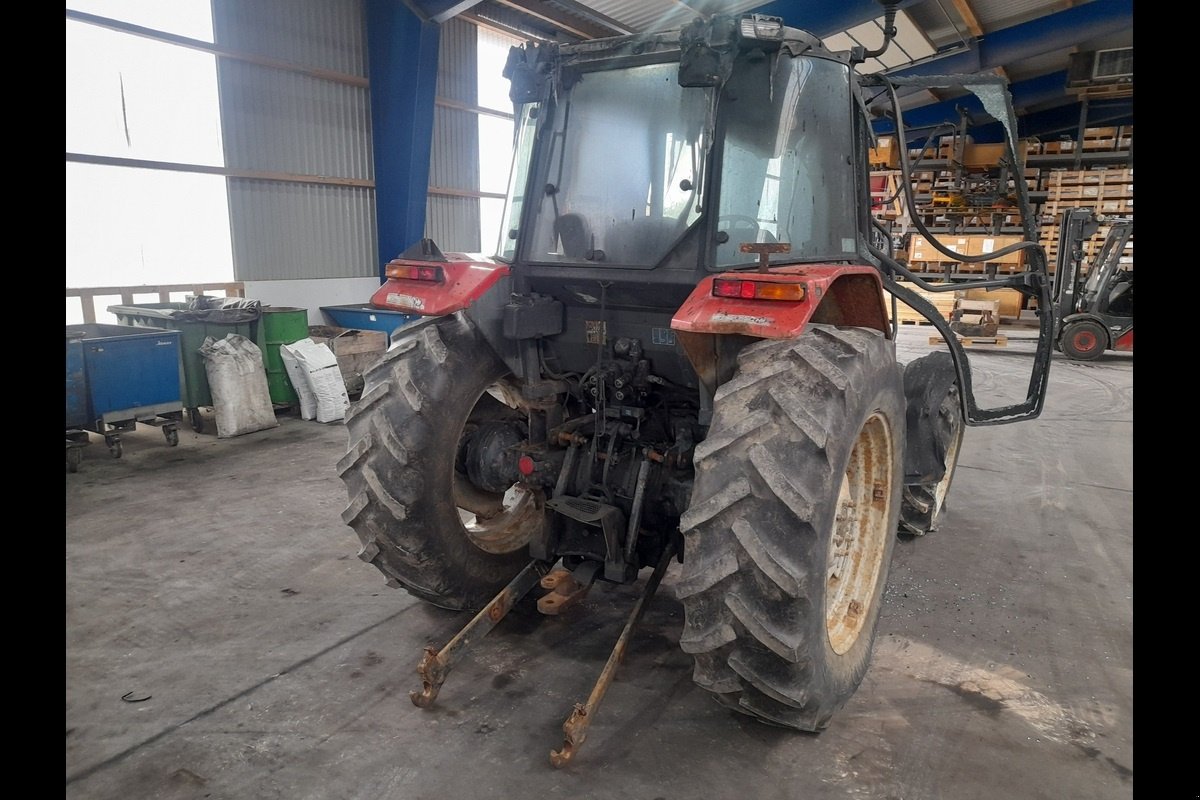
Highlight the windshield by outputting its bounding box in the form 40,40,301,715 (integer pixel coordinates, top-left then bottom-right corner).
521,62,713,267
716,54,858,267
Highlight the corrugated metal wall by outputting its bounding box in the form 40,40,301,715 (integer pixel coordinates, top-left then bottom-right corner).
228,181,377,279
425,18,480,252
219,64,373,179
213,0,378,280
212,0,367,77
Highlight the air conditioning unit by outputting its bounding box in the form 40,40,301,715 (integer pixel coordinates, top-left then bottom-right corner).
1093,48,1133,79
1067,48,1132,95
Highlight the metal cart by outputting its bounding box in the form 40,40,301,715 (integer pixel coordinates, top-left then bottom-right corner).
66,324,185,461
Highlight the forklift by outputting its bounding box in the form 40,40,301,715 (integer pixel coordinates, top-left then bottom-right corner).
1050,208,1133,360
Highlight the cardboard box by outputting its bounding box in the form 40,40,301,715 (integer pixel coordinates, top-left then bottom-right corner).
1044,140,1076,154
962,143,1007,169
307,326,387,396
870,135,900,169
961,287,1024,319
909,235,968,262
970,235,1025,266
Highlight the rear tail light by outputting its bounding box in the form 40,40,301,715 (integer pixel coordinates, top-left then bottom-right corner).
386,263,445,282
712,278,806,301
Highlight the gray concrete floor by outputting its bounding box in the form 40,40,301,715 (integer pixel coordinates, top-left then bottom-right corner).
66,326,1132,800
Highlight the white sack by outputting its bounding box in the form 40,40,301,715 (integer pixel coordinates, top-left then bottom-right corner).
279,341,317,420
198,334,279,438
285,338,349,423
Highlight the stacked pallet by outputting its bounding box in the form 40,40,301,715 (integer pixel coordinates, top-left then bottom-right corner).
1037,167,1134,269
1082,125,1133,152
907,233,1027,275
889,281,956,326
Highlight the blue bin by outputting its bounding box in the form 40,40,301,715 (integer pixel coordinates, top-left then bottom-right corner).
320,305,419,339
66,333,89,429
67,324,184,425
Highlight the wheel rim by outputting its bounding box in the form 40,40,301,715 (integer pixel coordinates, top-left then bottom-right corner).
1073,330,1098,353
453,385,539,555
826,412,894,656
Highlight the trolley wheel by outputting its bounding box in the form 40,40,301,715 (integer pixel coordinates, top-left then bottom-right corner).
189,408,205,433
67,448,82,473
107,437,123,459
164,427,179,447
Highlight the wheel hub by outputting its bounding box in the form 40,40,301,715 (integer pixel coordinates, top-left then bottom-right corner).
463,421,525,494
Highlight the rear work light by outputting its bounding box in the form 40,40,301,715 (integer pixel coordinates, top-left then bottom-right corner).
386,264,445,282
712,278,806,301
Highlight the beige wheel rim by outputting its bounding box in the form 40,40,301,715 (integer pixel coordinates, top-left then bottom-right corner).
826,412,894,656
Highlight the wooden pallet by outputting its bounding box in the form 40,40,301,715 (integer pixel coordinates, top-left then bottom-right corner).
929,334,1008,348
909,261,1026,275
889,281,955,326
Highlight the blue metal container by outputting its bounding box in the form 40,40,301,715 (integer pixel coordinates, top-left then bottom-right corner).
66,332,89,429
67,324,184,424
320,305,419,339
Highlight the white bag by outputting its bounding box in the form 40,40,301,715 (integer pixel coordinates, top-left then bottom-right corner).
198,334,280,438
279,342,317,421
282,338,350,423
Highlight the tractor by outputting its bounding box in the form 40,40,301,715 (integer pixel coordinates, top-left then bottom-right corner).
337,4,1055,765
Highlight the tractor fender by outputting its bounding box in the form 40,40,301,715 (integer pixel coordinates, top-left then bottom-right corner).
370,254,511,317
670,265,890,340
671,266,891,405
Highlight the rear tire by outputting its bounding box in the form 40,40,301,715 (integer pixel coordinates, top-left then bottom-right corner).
338,315,537,611
677,325,905,731
1061,319,1107,361
899,353,964,536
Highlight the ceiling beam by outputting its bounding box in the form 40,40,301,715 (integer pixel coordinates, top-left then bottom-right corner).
949,0,984,38
749,0,924,38
492,0,612,39
422,0,490,24
545,0,635,35
461,9,563,41
889,0,1131,79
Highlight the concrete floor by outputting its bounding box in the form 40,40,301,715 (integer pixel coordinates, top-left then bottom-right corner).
66,326,1132,800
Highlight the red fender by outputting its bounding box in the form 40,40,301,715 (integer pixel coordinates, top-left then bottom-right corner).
1113,328,1133,351
370,253,510,316
670,265,891,338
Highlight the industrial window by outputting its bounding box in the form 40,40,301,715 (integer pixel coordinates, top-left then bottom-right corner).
66,1,234,324
476,26,519,253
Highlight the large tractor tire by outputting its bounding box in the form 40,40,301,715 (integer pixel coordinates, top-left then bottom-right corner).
677,325,905,731
338,315,539,611
898,352,965,536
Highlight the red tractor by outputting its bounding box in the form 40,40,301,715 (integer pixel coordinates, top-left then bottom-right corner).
338,5,1054,765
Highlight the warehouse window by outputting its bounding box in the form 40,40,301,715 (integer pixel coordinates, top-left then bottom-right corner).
477,26,518,253
66,1,234,323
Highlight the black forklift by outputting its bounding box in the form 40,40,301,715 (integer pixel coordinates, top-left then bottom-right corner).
1051,208,1134,360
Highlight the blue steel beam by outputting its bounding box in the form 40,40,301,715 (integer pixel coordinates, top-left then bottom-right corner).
873,70,1071,137
367,0,441,274
889,0,1132,79
1017,100,1133,139
899,100,1132,145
